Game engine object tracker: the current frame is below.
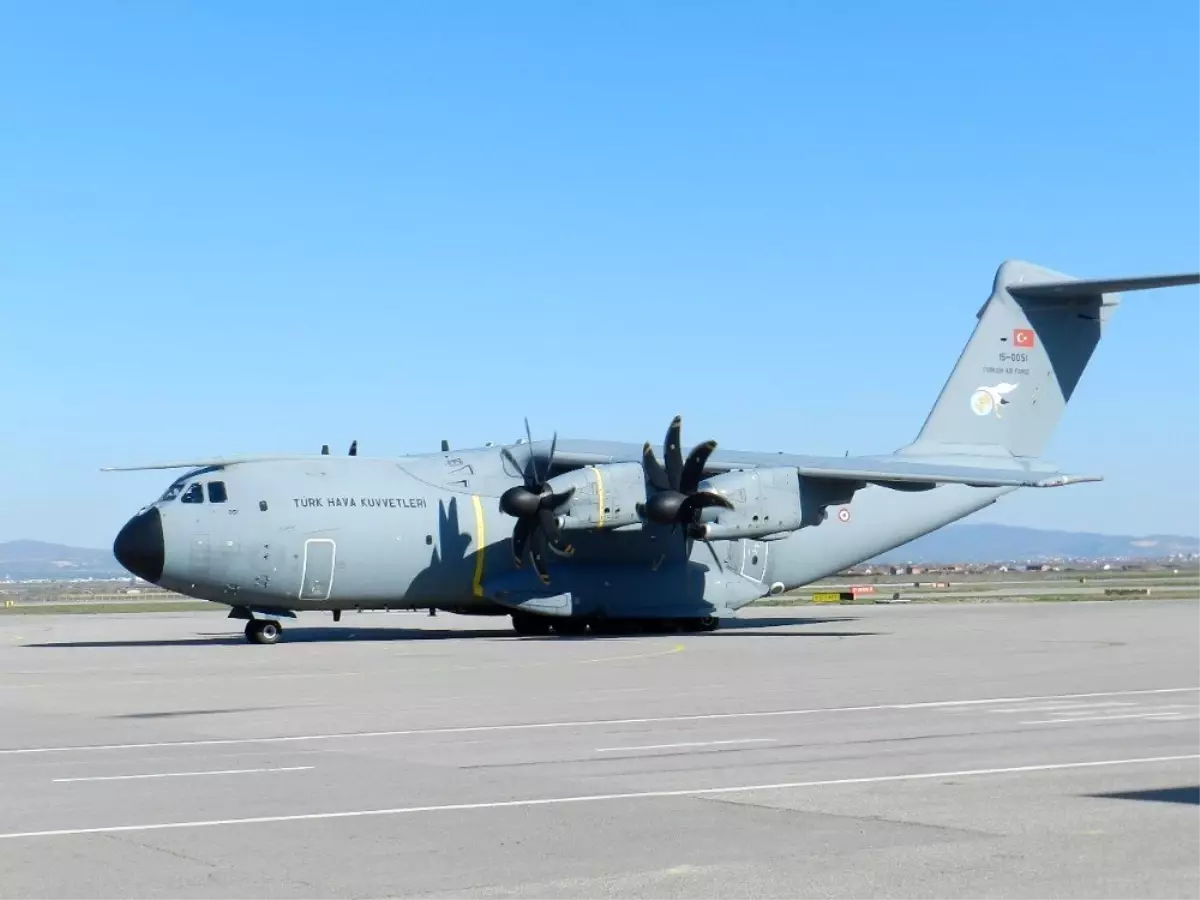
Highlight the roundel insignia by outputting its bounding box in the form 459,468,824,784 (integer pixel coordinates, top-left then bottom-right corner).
970,389,994,416
837,508,850,523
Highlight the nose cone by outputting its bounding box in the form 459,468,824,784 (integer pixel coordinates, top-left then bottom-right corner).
113,507,164,582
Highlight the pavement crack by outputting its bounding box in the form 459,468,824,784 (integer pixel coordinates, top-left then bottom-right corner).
102,833,219,868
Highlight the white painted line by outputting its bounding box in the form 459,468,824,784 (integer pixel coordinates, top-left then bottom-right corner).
2,755,1195,840
596,739,776,753
990,702,1138,714
1,686,1195,756
52,766,313,783
1021,711,1199,725
0,672,364,690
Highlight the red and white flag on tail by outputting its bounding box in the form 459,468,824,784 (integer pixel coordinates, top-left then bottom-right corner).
1013,328,1035,347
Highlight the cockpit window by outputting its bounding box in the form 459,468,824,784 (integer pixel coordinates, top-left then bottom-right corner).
158,481,186,503
180,483,204,504
207,481,227,503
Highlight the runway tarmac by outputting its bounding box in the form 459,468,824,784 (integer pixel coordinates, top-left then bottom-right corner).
0,600,1196,898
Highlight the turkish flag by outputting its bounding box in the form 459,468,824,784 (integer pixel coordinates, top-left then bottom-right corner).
1013,328,1035,348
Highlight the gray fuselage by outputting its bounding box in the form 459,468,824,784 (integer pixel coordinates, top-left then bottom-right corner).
132,446,1008,619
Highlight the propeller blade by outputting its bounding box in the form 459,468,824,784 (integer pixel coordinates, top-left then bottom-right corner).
538,507,574,556
511,516,534,566
642,442,671,491
348,440,358,456
527,532,550,584
547,539,575,558
499,418,573,583
681,490,735,517
680,439,717,494
524,417,540,485
704,539,724,570
545,487,576,510
537,506,562,541
664,416,683,490
501,447,531,486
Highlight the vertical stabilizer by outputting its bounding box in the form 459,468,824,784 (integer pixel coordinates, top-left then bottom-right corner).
902,260,1196,459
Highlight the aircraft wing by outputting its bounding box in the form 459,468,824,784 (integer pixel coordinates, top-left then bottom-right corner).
544,439,1099,489
99,442,1099,490
100,455,318,472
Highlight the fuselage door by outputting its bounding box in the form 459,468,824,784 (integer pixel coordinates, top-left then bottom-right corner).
299,538,337,601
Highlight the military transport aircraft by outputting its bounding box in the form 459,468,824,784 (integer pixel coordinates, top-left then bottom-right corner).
107,260,1198,643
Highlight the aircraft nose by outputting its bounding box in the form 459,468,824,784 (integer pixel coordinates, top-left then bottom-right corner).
113,507,165,582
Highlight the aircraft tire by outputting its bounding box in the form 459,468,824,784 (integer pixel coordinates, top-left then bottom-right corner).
511,613,553,636
246,620,282,645
696,616,720,632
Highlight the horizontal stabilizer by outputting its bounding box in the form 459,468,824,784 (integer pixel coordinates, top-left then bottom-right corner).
1008,272,1198,300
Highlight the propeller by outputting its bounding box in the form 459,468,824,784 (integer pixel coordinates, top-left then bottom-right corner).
498,418,576,584
320,441,358,456
636,415,733,566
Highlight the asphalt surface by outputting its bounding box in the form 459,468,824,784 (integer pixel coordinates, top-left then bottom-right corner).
0,600,1197,898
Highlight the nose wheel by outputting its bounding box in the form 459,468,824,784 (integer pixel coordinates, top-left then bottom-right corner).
244,619,282,645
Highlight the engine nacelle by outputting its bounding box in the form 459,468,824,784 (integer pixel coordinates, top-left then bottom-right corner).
546,462,646,531
690,467,802,541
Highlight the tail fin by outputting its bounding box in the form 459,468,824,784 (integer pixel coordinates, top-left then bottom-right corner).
903,260,1198,459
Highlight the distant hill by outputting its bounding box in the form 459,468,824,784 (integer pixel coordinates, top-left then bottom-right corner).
0,525,1196,581
871,524,1200,564
0,540,126,581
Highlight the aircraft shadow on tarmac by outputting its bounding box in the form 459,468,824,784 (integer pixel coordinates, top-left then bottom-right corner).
1087,786,1200,806
112,706,288,719
22,616,877,648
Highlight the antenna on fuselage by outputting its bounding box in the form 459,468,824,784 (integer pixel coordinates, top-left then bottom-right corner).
441,439,450,452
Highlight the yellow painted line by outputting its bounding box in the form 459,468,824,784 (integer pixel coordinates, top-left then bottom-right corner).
576,643,685,665
471,495,486,597
590,465,606,529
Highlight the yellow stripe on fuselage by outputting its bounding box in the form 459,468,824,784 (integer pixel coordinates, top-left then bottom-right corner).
590,465,606,529
471,494,486,597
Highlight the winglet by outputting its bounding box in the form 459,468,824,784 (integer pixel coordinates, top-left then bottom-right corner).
1032,474,1104,488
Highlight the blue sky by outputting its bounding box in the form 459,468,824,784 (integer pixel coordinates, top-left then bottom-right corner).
2,1,1197,547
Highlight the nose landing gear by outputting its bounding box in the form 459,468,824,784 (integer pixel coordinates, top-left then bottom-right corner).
228,605,293,644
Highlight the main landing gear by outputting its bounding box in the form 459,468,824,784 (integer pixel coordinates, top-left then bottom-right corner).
510,612,554,636
244,619,282,645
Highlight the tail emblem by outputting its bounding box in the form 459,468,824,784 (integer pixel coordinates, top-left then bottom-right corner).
971,382,1019,417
